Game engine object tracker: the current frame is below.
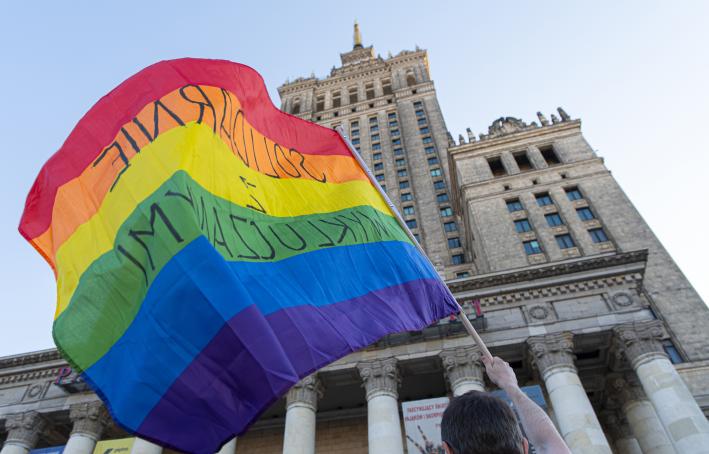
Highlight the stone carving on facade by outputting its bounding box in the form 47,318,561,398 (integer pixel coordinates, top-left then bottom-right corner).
439,346,484,390
611,292,634,308
599,410,634,443
286,374,324,411
458,134,465,145
487,117,529,138
527,305,550,321
69,401,111,439
22,381,51,402
557,107,571,121
613,320,667,368
357,357,400,400
466,128,475,142
528,332,576,377
607,374,646,408
536,111,549,126
4,411,48,448
551,114,560,124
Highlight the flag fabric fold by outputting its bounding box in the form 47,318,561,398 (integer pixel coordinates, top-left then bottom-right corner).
19,58,459,453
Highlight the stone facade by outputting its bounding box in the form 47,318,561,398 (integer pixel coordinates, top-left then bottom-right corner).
2,25,708,454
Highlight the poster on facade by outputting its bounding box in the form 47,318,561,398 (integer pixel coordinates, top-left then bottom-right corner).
30,446,65,454
92,437,135,454
402,397,449,454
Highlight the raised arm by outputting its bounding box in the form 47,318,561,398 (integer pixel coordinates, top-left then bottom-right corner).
482,356,571,454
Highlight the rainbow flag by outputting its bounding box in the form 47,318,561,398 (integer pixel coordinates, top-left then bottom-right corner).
19,58,458,453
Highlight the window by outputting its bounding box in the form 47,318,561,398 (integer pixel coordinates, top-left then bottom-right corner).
434,180,446,190
332,93,341,108
391,129,400,137
406,219,418,229
348,87,358,104
389,121,398,128
370,124,379,132
382,79,392,96
369,116,378,124
419,127,430,134
365,83,375,100
392,138,402,146
487,156,507,177
589,228,609,243
565,187,583,201
371,133,380,142
514,219,532,233
448,237,461,248
577,207,595,221
413,233,420,243
351,138,360,145
315,95,325,112
545,213,564,227
451,254,465,265
535,192,553,206
540,145,560,165
430,168,442,177
399,180,410,189
380,184,386,191
417,118,427,126
664,343,683,364
403,206,415,216
513,151,534,171
456,272,470,278
424,146,436,154
428,156,439,165
372,153,382,161
375,174,385,183
422,136,433,144
393,148,404,156
413,101,423,108
351,129,360,137
506,199,523,212
373,163,383,171
436,193,449,203
444,221,458,232
291,98,301,114
415,109,425,118
401,193,413,202
388,112,397,120
397,169,408,177
372,143,381,151
440,207,453,217
523,240,542,255
396,158,406,167
555,234,575,249
350,120,359,129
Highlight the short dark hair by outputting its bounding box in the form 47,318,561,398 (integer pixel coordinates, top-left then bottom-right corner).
441,391,524,454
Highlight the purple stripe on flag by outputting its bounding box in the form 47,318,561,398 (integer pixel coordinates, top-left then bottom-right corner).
136,278,457,453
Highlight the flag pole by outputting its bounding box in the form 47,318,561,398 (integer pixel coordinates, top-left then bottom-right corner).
334,126,491,360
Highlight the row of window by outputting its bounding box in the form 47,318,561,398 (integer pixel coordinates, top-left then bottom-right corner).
513,208,595,232
487,145,561,177
522,228,609,255
507,187,584,212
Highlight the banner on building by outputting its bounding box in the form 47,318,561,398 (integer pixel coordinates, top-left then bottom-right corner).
402,397,449,454
30,446,65,454
92,437,135,454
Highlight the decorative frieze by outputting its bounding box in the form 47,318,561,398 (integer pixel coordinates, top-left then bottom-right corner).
4,411,48,449
528,332,576,377
69,401,111,440
286,374,324,411
357,358,400,400
613,321,667,368
439,346,484,391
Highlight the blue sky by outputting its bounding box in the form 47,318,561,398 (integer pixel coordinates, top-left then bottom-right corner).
1,1,707,356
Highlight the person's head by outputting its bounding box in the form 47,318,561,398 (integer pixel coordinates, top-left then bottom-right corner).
441,391,528,454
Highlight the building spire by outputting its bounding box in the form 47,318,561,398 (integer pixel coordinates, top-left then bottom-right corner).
353,20,363,49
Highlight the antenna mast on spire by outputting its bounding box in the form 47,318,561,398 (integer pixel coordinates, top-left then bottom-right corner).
353,20,363,49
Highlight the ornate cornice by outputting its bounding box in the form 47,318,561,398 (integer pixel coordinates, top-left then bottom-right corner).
528,332,576,378
69,401,111,440
439,346,484,392
448,250,648,294
0,349,62,370
4,411,49,449
286,374,324,412
357,358,400,400
613,320,667,368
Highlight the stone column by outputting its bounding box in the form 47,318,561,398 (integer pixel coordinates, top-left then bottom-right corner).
282,374,323,454
64,402,111,454
215,438,236,454
0,412,47,454
599,410,642,454
609,375,675,454
528,332,612,453
614,321,709,453
439,345,485,395
130,438,162,454
357,358,405,454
